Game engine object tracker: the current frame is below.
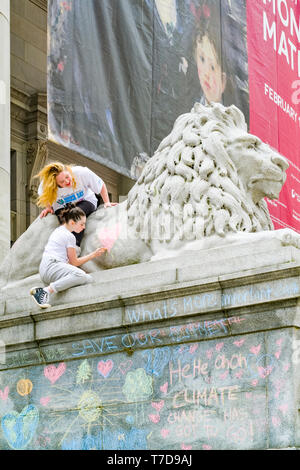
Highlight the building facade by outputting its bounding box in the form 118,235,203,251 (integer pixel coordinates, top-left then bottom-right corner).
6,0,133,253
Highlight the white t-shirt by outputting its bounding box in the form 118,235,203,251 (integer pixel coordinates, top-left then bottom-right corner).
38,166,104,212
43,225,76,263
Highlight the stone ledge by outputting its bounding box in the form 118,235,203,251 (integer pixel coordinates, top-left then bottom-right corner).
0,255,299,349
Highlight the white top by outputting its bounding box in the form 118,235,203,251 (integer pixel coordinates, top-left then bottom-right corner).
38,166,104,212
43,225,76,263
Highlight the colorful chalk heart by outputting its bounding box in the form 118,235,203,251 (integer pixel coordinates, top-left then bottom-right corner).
258,365,273,378
97,360,114,378
161,429,170,438
119,360,132,375
40,396,51,407
206,349,213,359
189,344,198,354
160,382,168,395
181,443,192,450
44,362,66,384
152,400,164,412
0,386,9,401
279,404,288,415
250,345,261,355
274,350,281,359
220,370,229,380
1,404,39,450
272,416,281,427
234,339,245,347
235,371,243,379
149,414,160,424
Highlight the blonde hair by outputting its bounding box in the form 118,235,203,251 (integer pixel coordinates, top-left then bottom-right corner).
36,162,76,207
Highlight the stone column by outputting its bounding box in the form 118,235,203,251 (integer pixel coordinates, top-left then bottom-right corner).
0,0,10,261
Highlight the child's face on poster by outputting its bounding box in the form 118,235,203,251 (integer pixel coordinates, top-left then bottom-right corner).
195,34,226,103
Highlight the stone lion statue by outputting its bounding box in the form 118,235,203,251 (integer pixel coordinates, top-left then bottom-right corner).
0,102,297,288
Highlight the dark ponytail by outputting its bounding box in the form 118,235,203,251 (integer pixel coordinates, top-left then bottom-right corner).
59,203,85,224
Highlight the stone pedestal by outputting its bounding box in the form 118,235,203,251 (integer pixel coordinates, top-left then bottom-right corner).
0,0,10,260
0,240,299,450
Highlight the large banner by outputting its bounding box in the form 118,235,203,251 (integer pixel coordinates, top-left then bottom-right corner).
48,0,248,179
247,0,300,231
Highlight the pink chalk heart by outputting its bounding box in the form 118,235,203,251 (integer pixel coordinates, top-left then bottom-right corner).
274,350,281,359
98,223,121,252
250,345,261,355
234,339,245,347
181,443,192,450
258,365,273,378
220,370,229,380
160,382,168,395
202,444,212,450
283,363,290,372
276,338,283,346
252,379,258,386
149,414,160,424
97,360,114,378
235,371,243,379
206,349,214,359
119,360,133,375
215,342,224,352
161,429,170,439
40,396,51,407
272,416,281,427
44,362,66,384
189,344,198,354
0,386,9,401
152,400,164,412
278,404,288,415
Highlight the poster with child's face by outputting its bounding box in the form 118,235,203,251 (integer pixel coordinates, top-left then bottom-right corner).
48,0,249,177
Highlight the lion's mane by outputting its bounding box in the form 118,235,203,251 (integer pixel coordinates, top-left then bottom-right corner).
126,103,273,244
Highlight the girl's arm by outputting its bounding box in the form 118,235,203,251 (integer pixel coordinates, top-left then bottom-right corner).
100,183,118,208
40,204,54,218
67,246,107,267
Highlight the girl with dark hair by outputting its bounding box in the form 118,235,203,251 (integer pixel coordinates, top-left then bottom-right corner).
30,204,107,308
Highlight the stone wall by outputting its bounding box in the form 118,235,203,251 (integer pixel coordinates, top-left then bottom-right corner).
9,0,134,246
0,240,299,449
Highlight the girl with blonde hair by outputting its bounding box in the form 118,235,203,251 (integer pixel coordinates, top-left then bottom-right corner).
36,161,117,247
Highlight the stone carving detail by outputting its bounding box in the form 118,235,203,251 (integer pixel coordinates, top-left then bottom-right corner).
0,103,295,287
127,103,286,240
82,102,291,269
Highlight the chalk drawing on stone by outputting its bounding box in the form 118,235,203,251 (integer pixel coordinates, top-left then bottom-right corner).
0,327,295,450
1,404,39,450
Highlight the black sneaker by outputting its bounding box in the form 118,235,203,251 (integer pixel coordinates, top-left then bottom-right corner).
30,287,51,308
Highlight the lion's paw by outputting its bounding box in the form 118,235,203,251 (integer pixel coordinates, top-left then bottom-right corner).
280,228,300,249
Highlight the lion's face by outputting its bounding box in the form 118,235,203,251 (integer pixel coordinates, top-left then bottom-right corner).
226,133,288,203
